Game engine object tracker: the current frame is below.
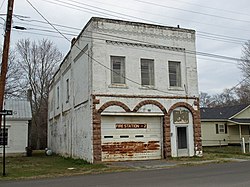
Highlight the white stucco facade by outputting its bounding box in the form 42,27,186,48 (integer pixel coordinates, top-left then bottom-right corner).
48,17,202,163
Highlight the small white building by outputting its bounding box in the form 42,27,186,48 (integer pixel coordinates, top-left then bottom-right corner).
48,17,202,163
0,99,32,155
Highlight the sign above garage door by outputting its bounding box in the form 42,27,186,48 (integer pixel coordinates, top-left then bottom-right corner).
116,123,147,129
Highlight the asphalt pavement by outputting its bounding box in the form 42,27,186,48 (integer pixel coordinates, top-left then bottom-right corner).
1,160,250,187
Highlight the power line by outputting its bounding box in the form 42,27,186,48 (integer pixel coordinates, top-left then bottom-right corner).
26,0,179,96
14,16,249,45
133,0,250,24
15,18,246,45
12,20,245,63
26,0,248,97
166,0,250,18
81,0,250,33
0,0,6,11
35,0,250,43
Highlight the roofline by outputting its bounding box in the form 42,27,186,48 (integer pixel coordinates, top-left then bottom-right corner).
228,119,250,125
201,118,250,125
90,17,195,33
200,119,228,122
229,105,250,119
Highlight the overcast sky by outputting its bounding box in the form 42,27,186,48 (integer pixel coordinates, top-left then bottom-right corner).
1,0,250,95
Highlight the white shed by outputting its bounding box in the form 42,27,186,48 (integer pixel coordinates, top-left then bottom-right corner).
0,99,32,155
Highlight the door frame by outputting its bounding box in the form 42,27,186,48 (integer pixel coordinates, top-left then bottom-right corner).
176,126,189,157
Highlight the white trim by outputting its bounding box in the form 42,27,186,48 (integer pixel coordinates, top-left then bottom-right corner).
101,112,164,116
229,105,250,119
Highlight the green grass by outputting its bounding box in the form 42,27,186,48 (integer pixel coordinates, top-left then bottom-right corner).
0,151,123,180
203,146,250,159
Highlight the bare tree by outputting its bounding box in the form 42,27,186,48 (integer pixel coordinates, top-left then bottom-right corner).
239,40,250,82
0,49,25,98
235,83,250,104
210,88,238,107
16,39,62,149
199,92,212,108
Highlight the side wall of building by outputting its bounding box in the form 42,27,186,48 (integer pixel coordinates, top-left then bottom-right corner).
48,25,94,162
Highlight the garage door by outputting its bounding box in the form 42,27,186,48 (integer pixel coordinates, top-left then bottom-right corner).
101,116,162,161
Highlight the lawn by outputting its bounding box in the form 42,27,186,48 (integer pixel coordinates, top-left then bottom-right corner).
0,151,124,180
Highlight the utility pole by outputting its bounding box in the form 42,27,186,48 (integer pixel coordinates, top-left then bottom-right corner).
0,0,15,129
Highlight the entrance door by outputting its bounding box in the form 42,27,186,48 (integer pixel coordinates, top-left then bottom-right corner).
177,127,189,156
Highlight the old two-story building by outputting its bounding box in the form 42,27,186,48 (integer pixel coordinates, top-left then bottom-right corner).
48,17,202,163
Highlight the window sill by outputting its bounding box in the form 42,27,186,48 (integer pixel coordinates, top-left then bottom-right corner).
109,84,128,89
140,86,155,90
169,87,184,91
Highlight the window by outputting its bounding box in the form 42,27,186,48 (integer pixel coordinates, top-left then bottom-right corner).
57,86,59,109
66,79,70,103
0,129,8,146
169,61,181,87
111,56,125,84
141,59,154,86
216,124,227,134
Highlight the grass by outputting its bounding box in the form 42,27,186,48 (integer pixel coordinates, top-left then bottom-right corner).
0,151,125,180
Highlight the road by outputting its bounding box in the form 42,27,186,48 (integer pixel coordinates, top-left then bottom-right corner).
1,161,250,187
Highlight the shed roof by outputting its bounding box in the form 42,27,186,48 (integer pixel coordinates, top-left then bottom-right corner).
4,99,32,120
200,104,249,120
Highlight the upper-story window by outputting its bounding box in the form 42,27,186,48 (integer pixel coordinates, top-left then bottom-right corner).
169,61,181,87
111,56,125,84
66,79,70,103
141,59,154,87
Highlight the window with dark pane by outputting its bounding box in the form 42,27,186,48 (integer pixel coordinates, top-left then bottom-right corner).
111,56,125,84
169,61,181,87
141,59,154,86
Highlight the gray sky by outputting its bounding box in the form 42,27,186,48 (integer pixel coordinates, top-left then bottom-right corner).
1,0,250,95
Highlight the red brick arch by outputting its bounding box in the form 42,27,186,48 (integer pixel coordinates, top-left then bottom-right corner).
166,102,202,156
98,101,131,113
133,100,167,114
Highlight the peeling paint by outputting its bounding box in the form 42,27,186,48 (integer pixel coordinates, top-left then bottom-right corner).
102,141,160,156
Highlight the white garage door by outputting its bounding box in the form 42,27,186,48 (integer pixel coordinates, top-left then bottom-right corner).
101,116,162,161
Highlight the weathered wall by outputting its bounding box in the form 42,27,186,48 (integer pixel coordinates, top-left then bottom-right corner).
91,19,198,97
48,24,94,162
48,18,201,162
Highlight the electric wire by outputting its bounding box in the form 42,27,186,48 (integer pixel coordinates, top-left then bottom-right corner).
0,0,6,11
34,0,250,44
14,18,247,45
25,0,249,94
80,0,250,33
26,0,178,96
133,0,250,24
12,22,243,63
166,0,250,17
